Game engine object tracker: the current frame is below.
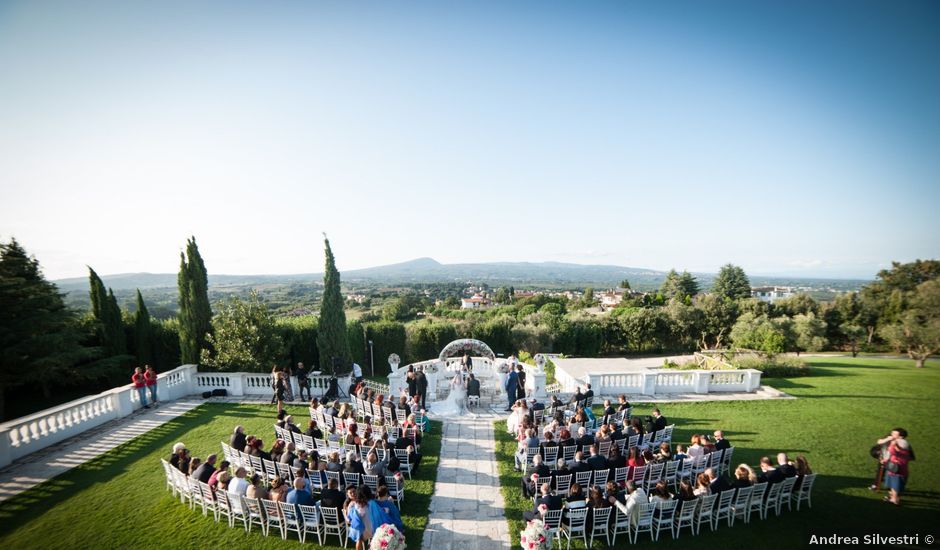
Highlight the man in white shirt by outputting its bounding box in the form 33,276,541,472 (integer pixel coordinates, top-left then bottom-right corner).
620,480,649,526
228,466,250,497
352,362,363,382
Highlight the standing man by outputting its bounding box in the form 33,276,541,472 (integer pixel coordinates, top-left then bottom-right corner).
461,352,473,373
296,362,311,401
352,361,363,384
131,367,149,409
144,364,158,406
504,367,519,411
406,366,418,400
516,364,527,401
415,367,428,411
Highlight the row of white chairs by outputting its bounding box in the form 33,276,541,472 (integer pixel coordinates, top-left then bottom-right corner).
162,459,351,546
540,474,817,548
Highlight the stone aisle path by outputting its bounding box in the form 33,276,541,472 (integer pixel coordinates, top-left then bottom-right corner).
423,409,512,550
0,398,203,503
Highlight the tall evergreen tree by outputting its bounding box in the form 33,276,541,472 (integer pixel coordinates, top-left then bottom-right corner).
134,289,153,365
178,236,212,364
88,267,126,355
711,264,752,300
318,235,349,373
1,239,91,415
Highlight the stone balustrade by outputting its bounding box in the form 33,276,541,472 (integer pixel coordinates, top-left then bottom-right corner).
575,368,762,397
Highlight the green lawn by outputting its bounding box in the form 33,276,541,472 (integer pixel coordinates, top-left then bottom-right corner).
495,357,940,549
0,403,441,549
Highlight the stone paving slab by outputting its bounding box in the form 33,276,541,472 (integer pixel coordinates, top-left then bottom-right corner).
422,407,511,550
0,398,204,503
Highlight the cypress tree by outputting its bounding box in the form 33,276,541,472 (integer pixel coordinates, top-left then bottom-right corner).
178,236,212,364
318,235,349,373
88,267,126,355
134,289,153,365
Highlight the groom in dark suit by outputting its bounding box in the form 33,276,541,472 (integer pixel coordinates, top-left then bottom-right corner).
505,368,519,411
415,368,428,411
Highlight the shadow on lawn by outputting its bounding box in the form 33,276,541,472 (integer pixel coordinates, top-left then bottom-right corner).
0,406,209,532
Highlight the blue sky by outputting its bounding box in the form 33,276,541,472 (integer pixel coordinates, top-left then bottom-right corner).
1,0,937,280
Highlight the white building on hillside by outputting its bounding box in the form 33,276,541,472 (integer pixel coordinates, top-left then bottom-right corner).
751,286,795,303
461,293,492,309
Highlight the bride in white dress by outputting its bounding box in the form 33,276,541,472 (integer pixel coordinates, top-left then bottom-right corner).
431,373,468,417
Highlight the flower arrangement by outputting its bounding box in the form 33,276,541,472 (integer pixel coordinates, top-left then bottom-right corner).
520,518,550,550
370,523,406,550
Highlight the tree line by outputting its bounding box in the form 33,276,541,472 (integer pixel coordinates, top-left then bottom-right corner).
2,233,938,420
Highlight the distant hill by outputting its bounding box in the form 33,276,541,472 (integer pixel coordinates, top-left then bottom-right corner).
53,257,870,295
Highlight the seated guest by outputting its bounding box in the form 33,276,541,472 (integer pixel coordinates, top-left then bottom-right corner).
280,442,298,465
344,423,361,446
608,447,627,470
326,451,343,472
216,471,232,492
648,480,673,504
622,481,648,526
192,453,217,483
375,485,405,534
693,473,711,496
605,481,625,505
285,415,302,433
550,458,569,485
702,434,716,454
286,476,315,513
650,408,667,433
269,439,286,462
566,482,586,504
594,425,611,444
540,431,559,455
568,386,585,405
687,435,705,459
705,467,729,494
522,454,551,498
557,428,575,448
231,426,247,452
609,423,626,442
675,479,695,503
293,449,310,472
583,384,594,401
188,457,201,477
269,477,288,502
207,460,230,495
673,444,689,462
654,443,672,463
344,452,366,476
528,398,546,422
794,455,813,490
322,400,338,417
617,395,631,412
524,482,562,522
364,451,389,481
319,478,344,510
758,456,784,484
714,430,731,451
733,464,757,488
467,374,481,398
575,426,595,449
275,410,288,431
601,399,617,425
516,428,540,470
777,453,797,478
169,442,189,473
569,451,590,474
586,445,608,471
398,395,411,417
306,420,323,439
626,447,645,469
228,467,250,497
246,473,269,500
308,397,320,412
586,485,610,522
549,395,563,410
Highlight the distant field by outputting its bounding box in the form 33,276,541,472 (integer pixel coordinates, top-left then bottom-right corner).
495,357,938,549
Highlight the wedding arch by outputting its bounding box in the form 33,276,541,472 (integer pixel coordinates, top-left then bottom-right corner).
438,338,496,362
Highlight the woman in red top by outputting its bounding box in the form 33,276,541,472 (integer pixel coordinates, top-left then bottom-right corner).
131,367,149,409
881,428,915,506
143,365,158,405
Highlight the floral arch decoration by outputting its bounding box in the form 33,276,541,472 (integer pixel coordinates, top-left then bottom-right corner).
438,338,496,362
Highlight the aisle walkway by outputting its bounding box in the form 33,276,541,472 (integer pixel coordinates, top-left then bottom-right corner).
422,408,512,550
0,398,203,503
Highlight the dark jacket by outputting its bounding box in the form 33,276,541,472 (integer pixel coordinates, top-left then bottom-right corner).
534,494,563,512
319,488,345,509
231,432,247,452
415,372,428,392
715,438,731,451
576,435,595,448
587,455,608,471
193,462,215,484
467,378,481,397
651,415,667,433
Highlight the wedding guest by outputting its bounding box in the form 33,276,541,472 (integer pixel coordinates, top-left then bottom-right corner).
231,426,247,452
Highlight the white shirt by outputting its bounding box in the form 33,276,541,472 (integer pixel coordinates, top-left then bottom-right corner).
229,476,250,497
353,363,363,377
